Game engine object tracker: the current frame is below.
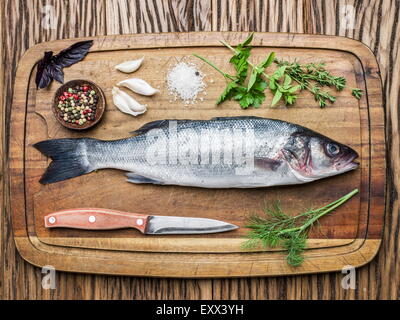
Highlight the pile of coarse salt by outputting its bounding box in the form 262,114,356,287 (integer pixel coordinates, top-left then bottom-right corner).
166,62,206,105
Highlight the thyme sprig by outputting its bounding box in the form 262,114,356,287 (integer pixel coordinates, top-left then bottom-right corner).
275,60,347,91
274,59,347,107
242,189,359,266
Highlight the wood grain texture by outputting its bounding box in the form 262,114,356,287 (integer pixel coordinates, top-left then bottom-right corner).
1,0,398,299
0,0,4,299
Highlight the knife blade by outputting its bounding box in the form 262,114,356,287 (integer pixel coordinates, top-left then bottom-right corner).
44,208,238,235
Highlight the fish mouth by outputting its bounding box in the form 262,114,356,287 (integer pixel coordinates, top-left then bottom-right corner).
335,152,359,172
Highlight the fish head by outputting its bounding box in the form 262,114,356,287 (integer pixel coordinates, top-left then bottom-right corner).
282,131,359,182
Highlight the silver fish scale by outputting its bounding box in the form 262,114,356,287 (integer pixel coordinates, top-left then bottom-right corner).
87,118,302,188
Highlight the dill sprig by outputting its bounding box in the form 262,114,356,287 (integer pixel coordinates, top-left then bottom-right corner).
352,88,363,99
242,189,359,266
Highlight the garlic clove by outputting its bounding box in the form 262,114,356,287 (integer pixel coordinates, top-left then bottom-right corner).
117,78,159,96
112,87,147,116
115,57,144,73
112,87,131,113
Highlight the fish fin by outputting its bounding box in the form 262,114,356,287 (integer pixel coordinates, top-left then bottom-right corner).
126,173,164,185
210,116,265,121
130,117,267,134
33,138,93,184
130,120,170,135
254,157,282,171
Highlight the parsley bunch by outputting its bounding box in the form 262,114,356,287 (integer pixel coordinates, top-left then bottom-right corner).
194,33,275,108
268,66,301,106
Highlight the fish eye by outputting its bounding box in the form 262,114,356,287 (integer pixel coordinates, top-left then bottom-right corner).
325,143,341,157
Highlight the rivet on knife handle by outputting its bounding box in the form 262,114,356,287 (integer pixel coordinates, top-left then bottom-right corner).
44,208,149,233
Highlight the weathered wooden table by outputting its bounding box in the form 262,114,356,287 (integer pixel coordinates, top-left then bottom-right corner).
1,0,398,299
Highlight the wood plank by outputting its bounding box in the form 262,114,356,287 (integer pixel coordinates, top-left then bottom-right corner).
2,0,41,300
210,0,305,32
105,0,193,33
1,0,399,299
0,0,4,300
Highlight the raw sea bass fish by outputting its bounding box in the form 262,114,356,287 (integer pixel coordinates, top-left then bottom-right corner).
34,116,359,188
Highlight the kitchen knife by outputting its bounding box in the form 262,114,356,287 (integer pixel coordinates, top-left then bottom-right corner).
44,208,238,235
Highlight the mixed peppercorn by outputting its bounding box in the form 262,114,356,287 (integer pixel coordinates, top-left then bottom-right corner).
57,84,99,126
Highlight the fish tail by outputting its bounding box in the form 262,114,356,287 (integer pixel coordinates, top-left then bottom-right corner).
33,138,94,184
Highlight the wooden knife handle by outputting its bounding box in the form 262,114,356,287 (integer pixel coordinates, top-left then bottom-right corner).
44,208,150,233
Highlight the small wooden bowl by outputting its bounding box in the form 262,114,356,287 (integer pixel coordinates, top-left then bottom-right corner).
52,79,106,130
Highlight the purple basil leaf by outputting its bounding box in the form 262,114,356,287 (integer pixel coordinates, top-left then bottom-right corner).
50,63,64,83
36,51,54,89
53,40,93,68
37,66,53,89
35,40,93,89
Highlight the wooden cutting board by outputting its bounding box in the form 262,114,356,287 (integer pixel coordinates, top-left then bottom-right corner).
9,32,385,277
